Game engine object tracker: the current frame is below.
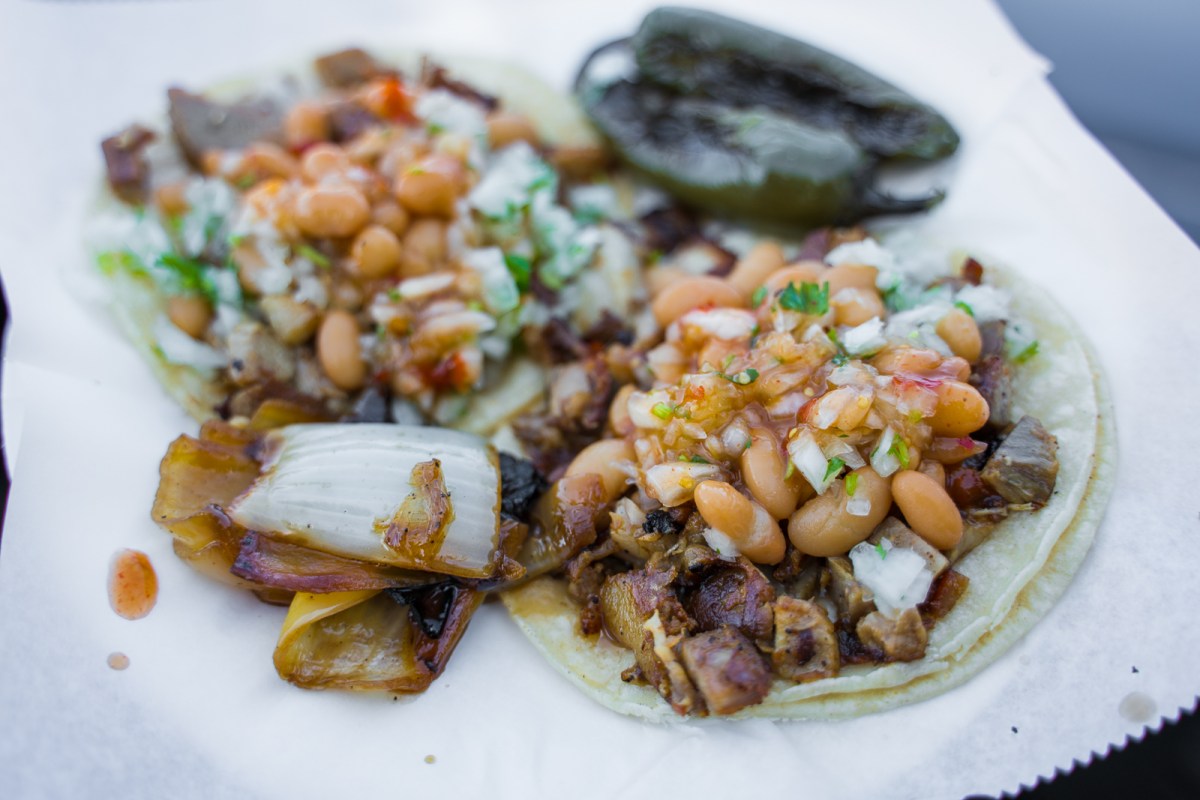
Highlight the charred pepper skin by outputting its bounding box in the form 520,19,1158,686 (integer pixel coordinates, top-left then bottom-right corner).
632,7,960,161
574,8,960,227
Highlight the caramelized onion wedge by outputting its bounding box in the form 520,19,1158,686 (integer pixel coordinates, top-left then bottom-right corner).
232,532,436,593
273,586,482,691
229,424,502,579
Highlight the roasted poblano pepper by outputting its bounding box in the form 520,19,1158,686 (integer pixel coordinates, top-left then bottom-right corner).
575,7,961,226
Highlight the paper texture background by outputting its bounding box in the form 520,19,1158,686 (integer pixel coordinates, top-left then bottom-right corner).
1,1,1197,798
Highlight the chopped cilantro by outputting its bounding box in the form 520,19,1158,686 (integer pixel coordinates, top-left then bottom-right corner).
683,455,710,464
157,252,218,303
823,457,846,482
228,233,248,248
827,329,850,366
387,287,402,301
908,409,924,424
96,250,146,278
875,541,888,560
721,353,735,371
1014,340,1039,364
646,249,663,266
751,285,768,308
504,253,532,292
651,402,673,421
718,368,759,386
845,472,859,496
296,244,330,269
234,173,257,190
954,300,975,317
779,281,830,315
889,436,911,469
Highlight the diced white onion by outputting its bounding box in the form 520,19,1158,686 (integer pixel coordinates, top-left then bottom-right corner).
462,247,519,315
954,284,1010,323
679,308,758,341
846,493,872,517
870,427,901,478
644,462,721,507
788,429,834,495
849,540,933,615
398,272,456,300
841,316,887,356
153,315,227,371
702,528,741,559
825,238,896,271
415,89,488,142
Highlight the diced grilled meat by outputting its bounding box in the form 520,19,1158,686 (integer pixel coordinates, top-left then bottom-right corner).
981,415,1059,505
167,88,284,168
856,608,928,662
643,508,684,537
772,596,840,682
566,538,619,635
961,257,984,286
314,48,391,88
420,59,499,110
639,206,697,255
600,564,701,715
971,354,1013,428
679,626,772,715
327,102,381,143
977,320,1007,360
537,317,590,364
825,556,876,625
919,569,970,624
101,124,156,204
868,518,948,577
683,558,775,646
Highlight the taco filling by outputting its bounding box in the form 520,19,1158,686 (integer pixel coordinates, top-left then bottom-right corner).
503,236,1064,717
92,48,677,430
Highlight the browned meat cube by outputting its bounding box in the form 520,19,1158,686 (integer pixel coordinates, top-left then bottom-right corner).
101,124,156,204
971,353,1012,428
684,558,775,646
856,608,928,662
825,556,875,625
314,48,389,88
167,88,284,168
772,597,839,683
679,626,772,715
981,415,1059,505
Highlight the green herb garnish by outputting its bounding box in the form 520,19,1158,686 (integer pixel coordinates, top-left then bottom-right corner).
845,472,859,496
718,368,759,386
387,287,402,301
751,285,768,308
651,402,673,421
954,300,975,317
1014,340,1039,364
889,436,911,469
779,281,830,315
683,455,710,464
875,541,888,560
157,252,217,303
504,253,532,292
784,460,796,479
295,244,330,270
96,250,146,278
823,456,846,482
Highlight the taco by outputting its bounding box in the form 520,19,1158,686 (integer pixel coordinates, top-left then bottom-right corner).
501,236,1114,719
89,46,655,435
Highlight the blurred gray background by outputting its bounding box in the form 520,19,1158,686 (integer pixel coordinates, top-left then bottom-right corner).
998,0,1200,243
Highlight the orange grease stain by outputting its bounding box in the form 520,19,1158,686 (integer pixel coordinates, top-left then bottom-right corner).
108,549,158,620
